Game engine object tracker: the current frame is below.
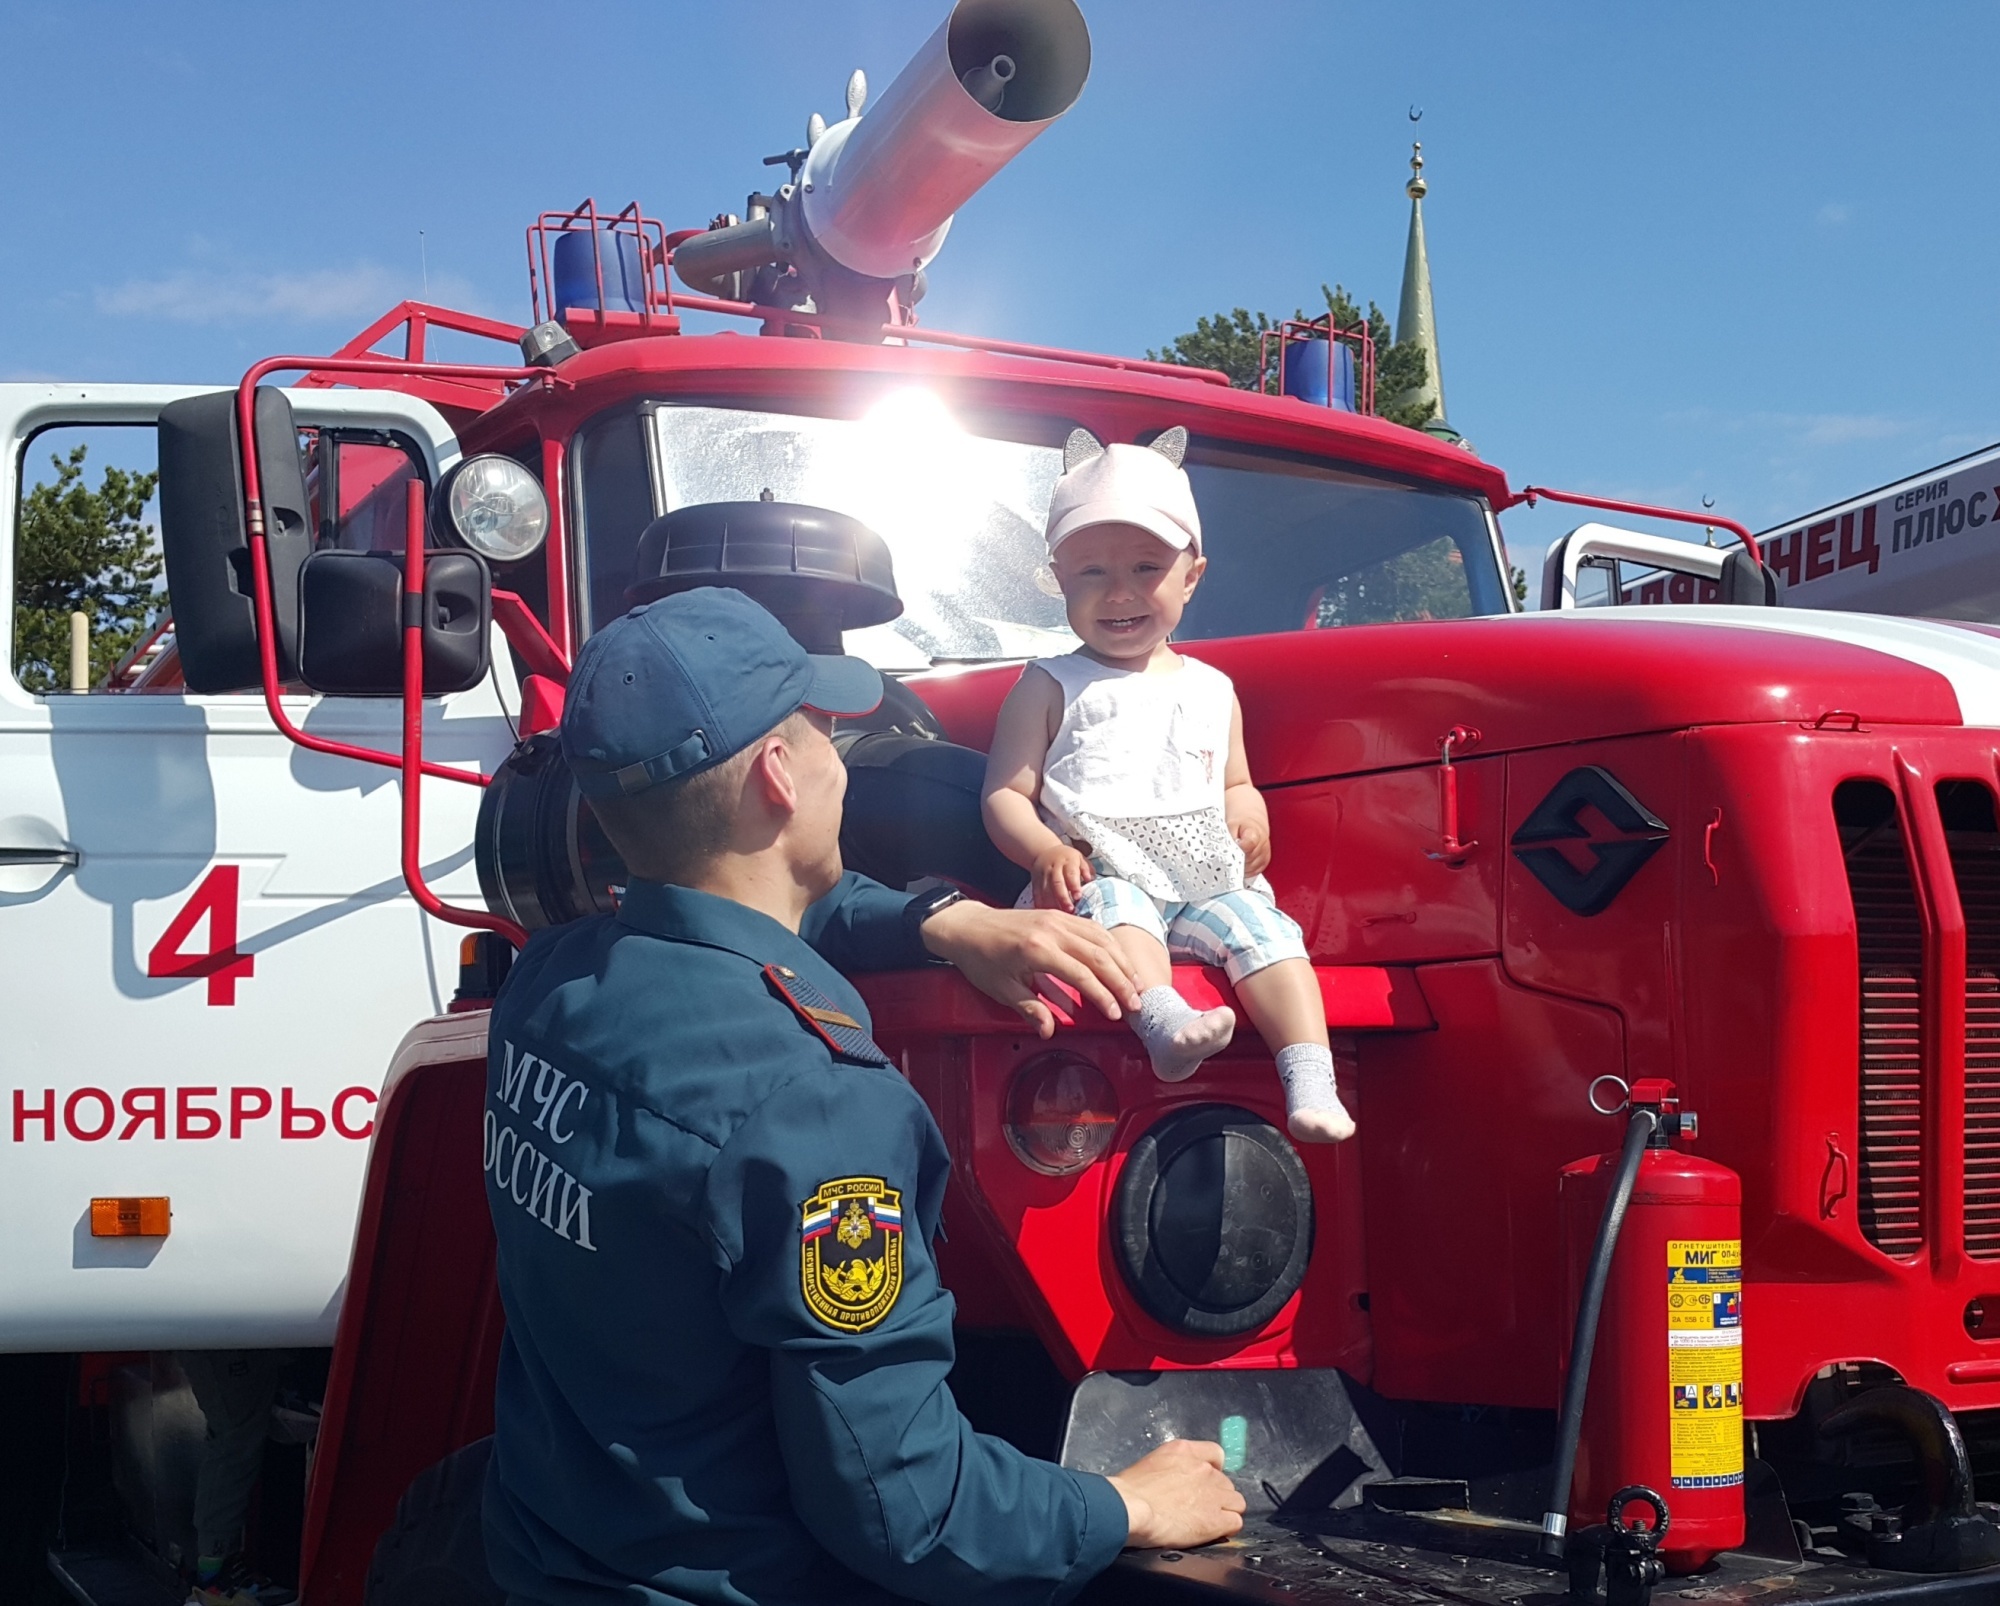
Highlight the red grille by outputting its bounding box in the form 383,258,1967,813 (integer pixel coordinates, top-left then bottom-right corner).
1965,972,2000,1258
1858,969,1924,1256
1838,782,1925,1259
1938,781,2000,1260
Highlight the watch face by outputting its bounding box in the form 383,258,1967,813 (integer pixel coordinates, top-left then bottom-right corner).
910,887,963,923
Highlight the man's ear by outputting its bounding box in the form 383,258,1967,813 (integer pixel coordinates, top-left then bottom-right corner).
745,734,801,817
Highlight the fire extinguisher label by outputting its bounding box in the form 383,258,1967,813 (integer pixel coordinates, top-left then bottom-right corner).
1666,1239,1744,1489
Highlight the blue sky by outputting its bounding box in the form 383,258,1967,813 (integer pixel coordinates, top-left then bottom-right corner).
5,1,1996,586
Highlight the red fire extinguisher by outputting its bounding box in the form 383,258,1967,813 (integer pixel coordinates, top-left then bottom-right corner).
1544,1076,1744,1577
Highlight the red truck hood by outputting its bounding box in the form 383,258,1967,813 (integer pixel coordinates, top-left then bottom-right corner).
912,608,1997,785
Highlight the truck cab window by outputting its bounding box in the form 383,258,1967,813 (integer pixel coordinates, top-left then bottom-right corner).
11,423,167,693
1177,439,1508,635
302,429,429,553
571,398,1510,668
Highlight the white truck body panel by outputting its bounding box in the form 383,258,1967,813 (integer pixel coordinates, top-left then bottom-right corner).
0,385,519,1351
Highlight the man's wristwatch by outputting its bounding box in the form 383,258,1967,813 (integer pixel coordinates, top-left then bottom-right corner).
903,885,966,962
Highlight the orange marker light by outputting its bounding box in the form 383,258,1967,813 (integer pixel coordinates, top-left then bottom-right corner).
90,1197,170,1238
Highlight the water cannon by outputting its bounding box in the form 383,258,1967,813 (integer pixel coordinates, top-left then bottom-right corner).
673,0,1089,333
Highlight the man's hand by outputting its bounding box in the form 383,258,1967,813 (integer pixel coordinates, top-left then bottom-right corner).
920,899,1141,1036
1108,1439,1247,1550
1031,843,1095,912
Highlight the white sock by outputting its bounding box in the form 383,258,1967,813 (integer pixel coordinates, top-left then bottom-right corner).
1133,985,1235,1082
1277,1043,1355,1143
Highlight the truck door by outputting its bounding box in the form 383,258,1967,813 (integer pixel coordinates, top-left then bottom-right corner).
0,384,518,1351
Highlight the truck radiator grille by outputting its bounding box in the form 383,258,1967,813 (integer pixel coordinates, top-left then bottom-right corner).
1967,972,2000,1258
1836,781,1925,1258
1938,781,2000,1260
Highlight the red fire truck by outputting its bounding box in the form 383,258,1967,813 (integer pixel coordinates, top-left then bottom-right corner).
21,2,2000,1603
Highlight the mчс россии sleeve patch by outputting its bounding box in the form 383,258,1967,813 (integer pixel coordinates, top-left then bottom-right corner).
800,1176,904,1331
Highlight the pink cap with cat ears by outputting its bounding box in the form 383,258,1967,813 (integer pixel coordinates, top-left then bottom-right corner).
1045,427,1201,556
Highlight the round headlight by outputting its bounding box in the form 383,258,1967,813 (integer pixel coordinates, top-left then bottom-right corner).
435,455,549,564
1004,1052,1118,1176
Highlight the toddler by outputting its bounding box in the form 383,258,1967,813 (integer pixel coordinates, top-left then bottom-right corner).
981,426,1353,1143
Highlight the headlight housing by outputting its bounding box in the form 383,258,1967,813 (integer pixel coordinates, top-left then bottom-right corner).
1004,1052,1117,1176
434,455,549,564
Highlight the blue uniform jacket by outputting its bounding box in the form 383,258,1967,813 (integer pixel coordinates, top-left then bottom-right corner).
481,872,1128,1606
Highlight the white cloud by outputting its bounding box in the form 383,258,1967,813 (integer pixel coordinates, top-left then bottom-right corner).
1663,406,1913,451
1791,413,1907,448
95,262,409,325
1817,202,1852,226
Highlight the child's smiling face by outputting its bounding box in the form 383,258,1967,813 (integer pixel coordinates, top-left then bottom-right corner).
1050,522,1206,665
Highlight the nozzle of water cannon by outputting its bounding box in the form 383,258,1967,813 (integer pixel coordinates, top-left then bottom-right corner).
676,1,1087,320
795,0,1089,282
960,53,1017,113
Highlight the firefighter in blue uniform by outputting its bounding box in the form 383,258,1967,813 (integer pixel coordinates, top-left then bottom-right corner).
482,587,1244,1606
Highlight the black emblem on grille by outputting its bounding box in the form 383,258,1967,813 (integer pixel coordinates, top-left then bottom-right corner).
1511,766,1669,916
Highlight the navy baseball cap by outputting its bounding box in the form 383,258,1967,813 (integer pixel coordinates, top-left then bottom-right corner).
561,588,883,801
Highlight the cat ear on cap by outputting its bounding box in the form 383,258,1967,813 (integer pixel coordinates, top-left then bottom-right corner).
1063,427,1107,474
1147,426,1189,467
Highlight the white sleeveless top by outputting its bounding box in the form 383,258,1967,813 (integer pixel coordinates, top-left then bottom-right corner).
1033,652,1246,902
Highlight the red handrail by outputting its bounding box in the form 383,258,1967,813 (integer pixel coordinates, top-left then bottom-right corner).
236,354,561,787
399,480,529,948
491,590,570,683
665,290,1233,387
1512,484,1762,567
301,299,527,370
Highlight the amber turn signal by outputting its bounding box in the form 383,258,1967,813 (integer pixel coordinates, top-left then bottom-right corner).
90,1197,170,1238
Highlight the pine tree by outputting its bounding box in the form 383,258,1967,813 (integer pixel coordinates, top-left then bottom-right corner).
13,445,164,692
1148,292,1530,612
1146,285,1434,429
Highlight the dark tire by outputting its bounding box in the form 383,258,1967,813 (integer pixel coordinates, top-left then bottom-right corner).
363,1437,504,1606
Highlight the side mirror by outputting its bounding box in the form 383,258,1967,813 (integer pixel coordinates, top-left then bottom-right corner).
296,550,492,696
157,388,313,692
1719,546,1782,606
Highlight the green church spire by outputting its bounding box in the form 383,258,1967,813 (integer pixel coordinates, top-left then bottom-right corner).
1393,141,1446,426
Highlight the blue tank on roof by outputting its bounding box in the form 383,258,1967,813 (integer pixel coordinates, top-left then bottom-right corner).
1280,338,1355,412
553,229,647,315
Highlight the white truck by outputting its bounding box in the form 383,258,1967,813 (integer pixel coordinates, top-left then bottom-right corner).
0,384,509,1354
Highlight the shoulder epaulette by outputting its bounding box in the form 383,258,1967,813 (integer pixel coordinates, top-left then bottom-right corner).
762,965,894,1068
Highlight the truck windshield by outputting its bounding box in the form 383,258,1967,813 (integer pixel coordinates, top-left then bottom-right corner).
572,393,1508,669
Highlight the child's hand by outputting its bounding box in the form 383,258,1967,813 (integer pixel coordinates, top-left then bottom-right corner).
1032,843,1095,911
1230,813,1272,878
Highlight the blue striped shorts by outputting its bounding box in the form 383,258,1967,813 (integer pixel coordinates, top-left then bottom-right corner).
1074,876,1308,984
